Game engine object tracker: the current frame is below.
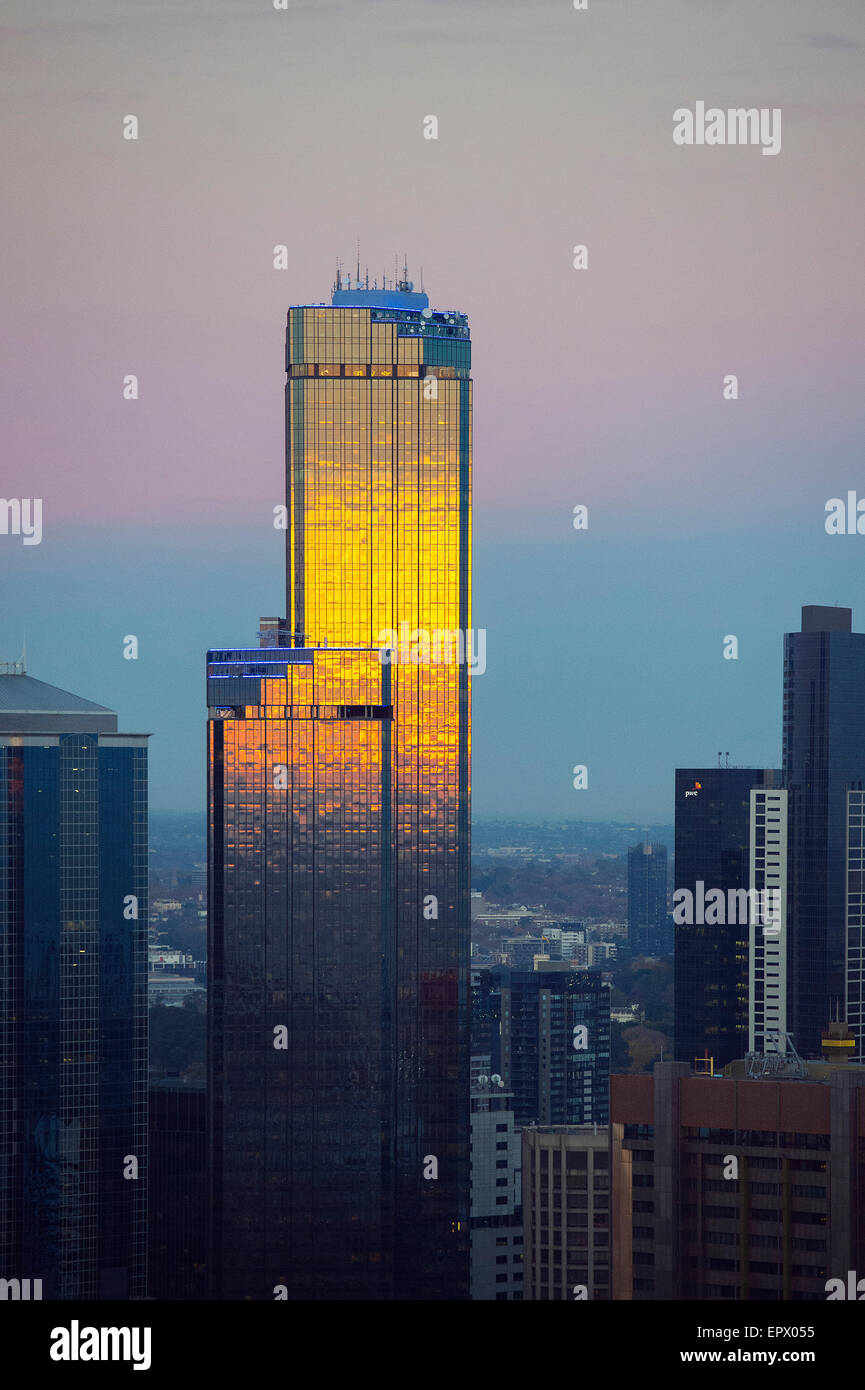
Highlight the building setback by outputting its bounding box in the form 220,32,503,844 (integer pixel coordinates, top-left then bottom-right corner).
0,670,148,1299
611,1058,865,1301
209,276,471,1299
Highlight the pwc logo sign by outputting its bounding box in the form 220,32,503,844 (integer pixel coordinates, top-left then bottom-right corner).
684,781,702,799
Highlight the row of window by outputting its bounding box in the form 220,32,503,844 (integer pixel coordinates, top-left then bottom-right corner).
289,364,468,379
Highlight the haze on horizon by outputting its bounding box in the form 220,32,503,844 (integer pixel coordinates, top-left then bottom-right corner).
1,0,863,820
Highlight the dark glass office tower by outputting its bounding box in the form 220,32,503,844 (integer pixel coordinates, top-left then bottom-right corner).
0,668,148,1299
784,606,865,1058
627,842,667,955
148,1080,207,1300
209,275,471,1299
673,767,778,1069
472,965,610,1128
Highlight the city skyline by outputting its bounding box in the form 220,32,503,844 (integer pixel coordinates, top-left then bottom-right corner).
3,0,864,822
3,0,865,1328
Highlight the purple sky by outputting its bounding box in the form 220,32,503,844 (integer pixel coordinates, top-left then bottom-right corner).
2,0,864,818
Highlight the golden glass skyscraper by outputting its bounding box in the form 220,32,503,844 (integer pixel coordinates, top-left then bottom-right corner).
209,273,471,1299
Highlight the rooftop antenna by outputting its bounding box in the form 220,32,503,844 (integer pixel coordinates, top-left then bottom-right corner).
365,265,369,290
725,751,730,768
718,751,722,767
335,258,341,293
356,238,361,288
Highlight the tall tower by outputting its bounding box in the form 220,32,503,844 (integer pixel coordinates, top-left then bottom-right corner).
783,606,865,1057
673,767,779,1069
0,668,148,1299
627,842,667,955
208,275,472,1299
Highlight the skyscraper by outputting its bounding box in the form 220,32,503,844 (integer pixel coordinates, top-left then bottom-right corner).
473,964,610,1128
208,274,471,1299
627,842,668,955
783,607,865,1058
674,767,779,1069
0,667,148,1299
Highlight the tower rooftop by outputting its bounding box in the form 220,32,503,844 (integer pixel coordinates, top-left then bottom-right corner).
0,672,118,734
331,285,429,312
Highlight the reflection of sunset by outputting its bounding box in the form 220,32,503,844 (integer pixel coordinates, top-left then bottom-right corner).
209,295,472,1298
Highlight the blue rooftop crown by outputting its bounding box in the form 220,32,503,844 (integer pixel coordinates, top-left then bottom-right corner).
331,286,429,312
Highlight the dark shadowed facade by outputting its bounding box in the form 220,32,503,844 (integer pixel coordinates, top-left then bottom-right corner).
674,767,779,1070
784,607,865,1059
0,671,148,1299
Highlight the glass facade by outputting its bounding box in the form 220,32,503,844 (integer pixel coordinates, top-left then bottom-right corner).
783,608,865,1057
674,767,778,1069
627,842,668,955
0,677,148,1299
209,284,471,1299
148,1080,207,1300
474,967,610,1129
